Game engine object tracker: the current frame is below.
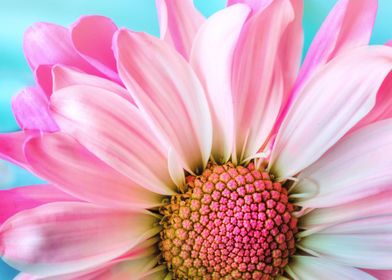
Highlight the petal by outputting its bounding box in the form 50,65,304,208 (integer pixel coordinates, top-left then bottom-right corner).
0,202,160,277
351,70,392,131
287,256,376,280
0,132,29,168
299,215,392,269
156,0,204,59
0,185,78,224
50,85,175,195
227,0,272,13
269,46,392,179
295,0,377,92
12,87,58,132
35,65,53,97
190,4,250,162
19,238,160,280
52,65,133,103
80,256,160,280
23,23,97,75
70,16,120,83
231,0,294,162
362,269,392,279
115,29,212,174
300,189,392,230
167,148,185,191
272,0,304,130
295,119,392,208
25,132,164,209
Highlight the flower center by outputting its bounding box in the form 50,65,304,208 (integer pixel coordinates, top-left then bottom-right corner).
159,162,297,280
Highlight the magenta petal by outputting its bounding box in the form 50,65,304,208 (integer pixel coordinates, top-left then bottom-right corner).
71,16,120,83
0,185,79,224
34,65,53,97
12,87,59,132
0,132,30,168
23,22,99,75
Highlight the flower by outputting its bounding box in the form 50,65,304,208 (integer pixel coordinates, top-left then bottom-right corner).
1,0,392,279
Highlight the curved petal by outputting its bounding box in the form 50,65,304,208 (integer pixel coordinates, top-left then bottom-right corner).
50,85,175,195
16,238,160,280
156,0,204,59
190,4,250,162
294,0,377,93
115,29,212,174
70,16,120,83
12,87,58,132
81,256,160,280
352,70,392,131
25,132,164,209
0,202,160,277
287,256,376,280
299,215,392,269
300,188,392,229
0,185,79,224
0,132,30,168
269,46,392,179
23,23,98,75
52,65,133,103
295,119,392,208
231,0,294,162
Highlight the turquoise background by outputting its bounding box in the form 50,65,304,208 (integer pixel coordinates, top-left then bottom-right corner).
0,0,391,278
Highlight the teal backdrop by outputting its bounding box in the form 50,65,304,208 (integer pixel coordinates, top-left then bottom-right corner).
0,0,391,278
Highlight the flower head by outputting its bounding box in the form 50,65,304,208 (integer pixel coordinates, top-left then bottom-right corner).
1,0,392,279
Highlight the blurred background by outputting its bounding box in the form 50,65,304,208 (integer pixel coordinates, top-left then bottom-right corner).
0,0,391,278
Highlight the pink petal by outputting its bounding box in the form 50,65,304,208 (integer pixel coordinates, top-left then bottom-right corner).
0,185,78,224
23,23,98,75
25,132,164,209
269,46,392,179
0,132,30,168
278,0,303,100
231,0,294,162
16,238,160,280
0,202,159,277
300,216,392,269
156,0,204,59
115,29,212,173
295,119,392,208
362,269,392,279
52,65,133,103
50,85,175,195
78,257,161,280
35,65,53,97
227,0,272,13
287,256,376,280
190,4,250,163
294,0,377,93
70,16,120,83
351,70,392,131
12,87,58,132
301,189,392,229
272,0,304,132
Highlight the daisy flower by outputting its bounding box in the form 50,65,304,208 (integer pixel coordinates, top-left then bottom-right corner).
1,0,392,279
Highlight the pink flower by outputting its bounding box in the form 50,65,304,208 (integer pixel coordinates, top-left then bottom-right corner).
1,0,392,279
